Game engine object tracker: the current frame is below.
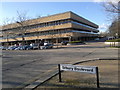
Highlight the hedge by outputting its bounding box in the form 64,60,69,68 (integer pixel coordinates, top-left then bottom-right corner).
106,39,120,42
69,41,84,43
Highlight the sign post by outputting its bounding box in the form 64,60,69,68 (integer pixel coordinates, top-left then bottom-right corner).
58,64,62,82
96,67,100,88
58,64,100,88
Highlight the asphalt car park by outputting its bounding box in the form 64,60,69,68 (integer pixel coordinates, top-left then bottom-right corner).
2,42,118,88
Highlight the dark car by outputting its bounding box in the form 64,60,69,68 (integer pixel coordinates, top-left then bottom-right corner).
25,45,33,50
14,45,33,50
21,45,33,50
61,41,69,45
44,44,53,49
8,46,18,50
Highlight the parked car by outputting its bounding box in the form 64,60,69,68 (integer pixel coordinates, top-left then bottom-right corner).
44,42,49,46
8,46,18,50
25,45,33,50
33,44,39,50
0,46,4,50
14,46,24,50
14,46,22,50
41,44,53,49
94,38,100,41
0,46,7,50
61,41,69,45
15,45,33,50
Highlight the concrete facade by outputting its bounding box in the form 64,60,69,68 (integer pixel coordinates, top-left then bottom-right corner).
0,11,99,45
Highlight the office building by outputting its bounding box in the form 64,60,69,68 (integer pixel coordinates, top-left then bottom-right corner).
0,11,99,46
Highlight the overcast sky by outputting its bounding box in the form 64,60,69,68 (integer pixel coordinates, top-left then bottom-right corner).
1,1,112,32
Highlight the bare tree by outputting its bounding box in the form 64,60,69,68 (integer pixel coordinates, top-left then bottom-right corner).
103,1,120,14
102,1,120,21
108,19,120,37
16,10,30,22
2,18,11,25
2,18,10,43
2,17,15,46
35,14,41,19
15,10,30,45
99,31,109,37
102,1,120,38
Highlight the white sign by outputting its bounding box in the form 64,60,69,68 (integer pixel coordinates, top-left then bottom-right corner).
60,64,97,74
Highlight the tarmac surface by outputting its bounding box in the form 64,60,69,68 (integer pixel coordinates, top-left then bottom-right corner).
36,60,118,88
2,42,118,89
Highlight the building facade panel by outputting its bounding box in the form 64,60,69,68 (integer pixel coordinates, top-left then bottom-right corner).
70,12,98,28
71,23,99,33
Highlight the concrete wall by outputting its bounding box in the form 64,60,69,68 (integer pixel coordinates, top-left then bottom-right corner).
105,42,120,46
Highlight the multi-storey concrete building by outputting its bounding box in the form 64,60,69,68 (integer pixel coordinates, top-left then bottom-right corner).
0,11,99,46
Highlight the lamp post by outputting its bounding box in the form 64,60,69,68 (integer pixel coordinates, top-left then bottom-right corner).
16,21,25,46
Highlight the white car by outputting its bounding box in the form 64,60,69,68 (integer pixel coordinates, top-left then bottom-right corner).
40,44,53,49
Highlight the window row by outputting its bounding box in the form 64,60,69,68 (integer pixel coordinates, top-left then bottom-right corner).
2,19,97,33
71,21,98,30
2,19,71,32
2,29,98,39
